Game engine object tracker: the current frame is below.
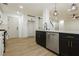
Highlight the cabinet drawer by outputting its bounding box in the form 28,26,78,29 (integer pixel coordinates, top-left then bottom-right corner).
59,33,79,40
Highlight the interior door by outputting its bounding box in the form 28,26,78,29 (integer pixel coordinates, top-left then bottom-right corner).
28,21,35,37
8,16,18,39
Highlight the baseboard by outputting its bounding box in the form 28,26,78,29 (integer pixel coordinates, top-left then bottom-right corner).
7,36,35,39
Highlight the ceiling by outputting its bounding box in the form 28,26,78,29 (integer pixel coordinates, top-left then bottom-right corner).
1,3,79,20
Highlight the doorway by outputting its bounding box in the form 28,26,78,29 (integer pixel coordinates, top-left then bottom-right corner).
7,16,19,39
27,19,35,37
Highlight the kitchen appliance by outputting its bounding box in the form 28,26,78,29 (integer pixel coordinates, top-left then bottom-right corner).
46,32,59,54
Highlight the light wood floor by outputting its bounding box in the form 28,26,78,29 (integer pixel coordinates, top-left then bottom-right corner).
4,37,56,56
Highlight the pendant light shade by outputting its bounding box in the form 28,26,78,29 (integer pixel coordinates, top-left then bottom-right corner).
71,3,77,10
68,3,77,11
53,3,58,16
53,10,58,16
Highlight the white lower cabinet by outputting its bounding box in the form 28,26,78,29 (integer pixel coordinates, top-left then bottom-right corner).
0,31,4,56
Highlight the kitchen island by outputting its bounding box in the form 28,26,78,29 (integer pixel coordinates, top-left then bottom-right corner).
36,30,79,56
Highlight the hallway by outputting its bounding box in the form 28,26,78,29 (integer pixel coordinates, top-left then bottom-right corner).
4,37,56,56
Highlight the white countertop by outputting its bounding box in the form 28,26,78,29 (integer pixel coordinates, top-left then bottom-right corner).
36,30,79,34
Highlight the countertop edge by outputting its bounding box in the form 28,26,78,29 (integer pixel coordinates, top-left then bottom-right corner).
36,30,79,35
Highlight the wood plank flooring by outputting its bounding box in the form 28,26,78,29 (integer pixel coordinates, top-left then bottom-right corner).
4,37,56,56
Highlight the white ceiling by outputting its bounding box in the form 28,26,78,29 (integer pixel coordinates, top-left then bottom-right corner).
1,3,79,20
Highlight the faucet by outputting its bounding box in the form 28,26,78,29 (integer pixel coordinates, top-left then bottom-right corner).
44,22,48,30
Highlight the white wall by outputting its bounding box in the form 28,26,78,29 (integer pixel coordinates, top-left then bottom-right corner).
49,19,59,30
43,8,48,30
43,8,51,30
17,14,28,38
6,13,39,38
0,12,29,38
58,19,79,33
27,16,39,37
64,19,79,32
35,17,39,30
22,15,28,37
18,15,23,38
59,20,64,31
37,18,43,29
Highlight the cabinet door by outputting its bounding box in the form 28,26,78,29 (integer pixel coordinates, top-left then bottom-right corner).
36,31,41,45
36,31,46,47
40,32,46,47
59,33,71,56
71,38,79,56
59,38,70,55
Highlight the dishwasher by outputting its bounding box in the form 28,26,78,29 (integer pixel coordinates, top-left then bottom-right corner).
46,32,59,54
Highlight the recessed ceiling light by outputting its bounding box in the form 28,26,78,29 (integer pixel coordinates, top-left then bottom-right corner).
19,5,23,9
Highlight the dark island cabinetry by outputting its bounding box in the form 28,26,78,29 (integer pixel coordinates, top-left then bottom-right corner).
36,31,46,48
36,31,79,56
59,33,79,56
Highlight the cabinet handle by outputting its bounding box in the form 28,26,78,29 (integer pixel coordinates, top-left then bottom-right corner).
71,41,72,48
68,41,70,47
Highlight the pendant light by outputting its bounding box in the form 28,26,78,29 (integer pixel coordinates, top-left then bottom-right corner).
68,3,77,11
71,3,77,10
53,3,58,16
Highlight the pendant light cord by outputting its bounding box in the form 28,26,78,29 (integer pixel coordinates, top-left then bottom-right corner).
55,3,56,11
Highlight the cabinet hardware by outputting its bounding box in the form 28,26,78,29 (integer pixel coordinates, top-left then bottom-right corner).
71,41,72,48
67,36,74,38
47,33,56,35
68,41,70,47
